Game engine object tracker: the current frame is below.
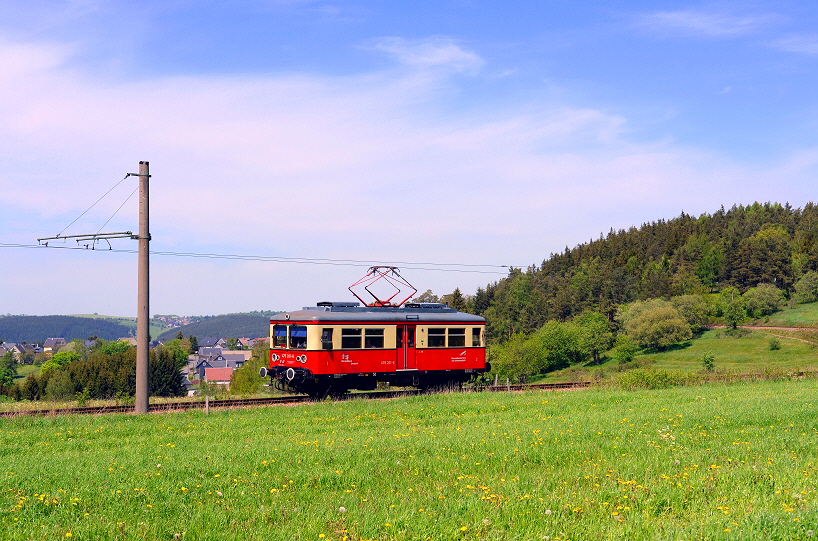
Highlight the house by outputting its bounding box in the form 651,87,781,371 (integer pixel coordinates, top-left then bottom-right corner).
191,350,251,380
198,346,224,357
5,343,38,363
203,367,234,387
43,337,67,354
119,337,138,346
198,337,227,349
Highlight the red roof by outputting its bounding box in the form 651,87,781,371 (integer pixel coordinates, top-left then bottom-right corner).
204,367,234,383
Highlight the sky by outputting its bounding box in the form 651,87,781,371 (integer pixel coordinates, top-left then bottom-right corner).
2,0,818,317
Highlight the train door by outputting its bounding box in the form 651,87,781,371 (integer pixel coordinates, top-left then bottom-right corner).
396,325,416,370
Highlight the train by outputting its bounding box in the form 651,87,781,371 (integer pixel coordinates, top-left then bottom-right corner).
259,267,489,398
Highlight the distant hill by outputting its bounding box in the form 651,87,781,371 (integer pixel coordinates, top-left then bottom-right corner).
0,315,133,343
157,313,276,340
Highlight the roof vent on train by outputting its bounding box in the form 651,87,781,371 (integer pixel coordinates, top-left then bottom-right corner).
404,302,448,309
317,301,361,308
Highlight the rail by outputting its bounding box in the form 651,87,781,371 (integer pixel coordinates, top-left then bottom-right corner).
0,381,592,418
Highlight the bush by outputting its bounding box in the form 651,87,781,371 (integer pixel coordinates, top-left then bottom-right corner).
619,300,692,350
769,337,781,351
45,371,75,401
793,270,818,304
701,351,715,371
611,335,640,364
743,284,785,317
615,368,685,390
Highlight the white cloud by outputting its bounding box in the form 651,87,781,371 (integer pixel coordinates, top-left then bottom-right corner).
0,33,809,315
636,10,776,37
770,34,818,55
371,36,484,73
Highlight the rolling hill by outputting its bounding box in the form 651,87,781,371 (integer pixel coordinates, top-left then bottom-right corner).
156,313,276,340
0,315,133,343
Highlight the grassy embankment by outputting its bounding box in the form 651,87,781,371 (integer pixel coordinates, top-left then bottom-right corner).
749,301,818,327
543,301,818,383
1,380,816,540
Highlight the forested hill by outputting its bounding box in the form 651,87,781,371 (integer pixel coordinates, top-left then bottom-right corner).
0,315,133,343
157,314,275,341
468,202,818,340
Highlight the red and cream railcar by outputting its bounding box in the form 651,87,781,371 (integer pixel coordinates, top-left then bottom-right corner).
260,301,488,397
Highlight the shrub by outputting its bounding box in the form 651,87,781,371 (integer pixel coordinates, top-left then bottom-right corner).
769,337,781,351
611,335,640,364
743,284,785,317
620,300,692,350
793,270,818,303
701,351,715,371
615,368,685,390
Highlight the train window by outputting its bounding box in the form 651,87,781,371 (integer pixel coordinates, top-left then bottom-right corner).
289,326,307,349
321,328,334,350
448,328,466,347
428,327,446,347
273,325,288,347
472,327,482,347
364,328,384,349
341,328,362,349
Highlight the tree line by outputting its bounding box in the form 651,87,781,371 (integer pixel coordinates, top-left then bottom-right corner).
456,202,818,341
0,315,132,343
441,202,818,381
1,339,188,402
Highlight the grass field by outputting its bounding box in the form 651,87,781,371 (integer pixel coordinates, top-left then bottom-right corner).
1,380,816,540
750,301,818,327
543,327,817,383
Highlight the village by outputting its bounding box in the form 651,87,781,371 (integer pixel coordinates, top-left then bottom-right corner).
0,335,268,395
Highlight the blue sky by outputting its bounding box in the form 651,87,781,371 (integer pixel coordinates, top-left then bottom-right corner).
2,1,818,316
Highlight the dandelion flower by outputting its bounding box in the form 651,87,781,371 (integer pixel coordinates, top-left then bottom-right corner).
460,526,468,532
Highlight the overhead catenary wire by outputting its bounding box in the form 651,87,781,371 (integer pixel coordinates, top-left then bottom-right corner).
56,174,131,237
0,243,517,275
96,186,139,234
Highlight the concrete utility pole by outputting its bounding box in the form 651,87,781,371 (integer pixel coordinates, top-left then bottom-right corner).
134,161,150,414
38,160,152,414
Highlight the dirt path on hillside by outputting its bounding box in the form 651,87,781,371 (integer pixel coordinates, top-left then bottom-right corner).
706,325,816,331
705,325,818,344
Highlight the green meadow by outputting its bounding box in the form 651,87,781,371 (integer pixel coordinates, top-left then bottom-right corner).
632,328,817,373
751,302,818,328
544,327,817,383
2,380,817,540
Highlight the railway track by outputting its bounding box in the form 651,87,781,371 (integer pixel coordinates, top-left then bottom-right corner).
0,381,592,418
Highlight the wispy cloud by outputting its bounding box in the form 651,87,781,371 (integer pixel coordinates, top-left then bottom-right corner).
636,10,777,37
0,32,808,314
370,36,484,73
770,34,818,55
